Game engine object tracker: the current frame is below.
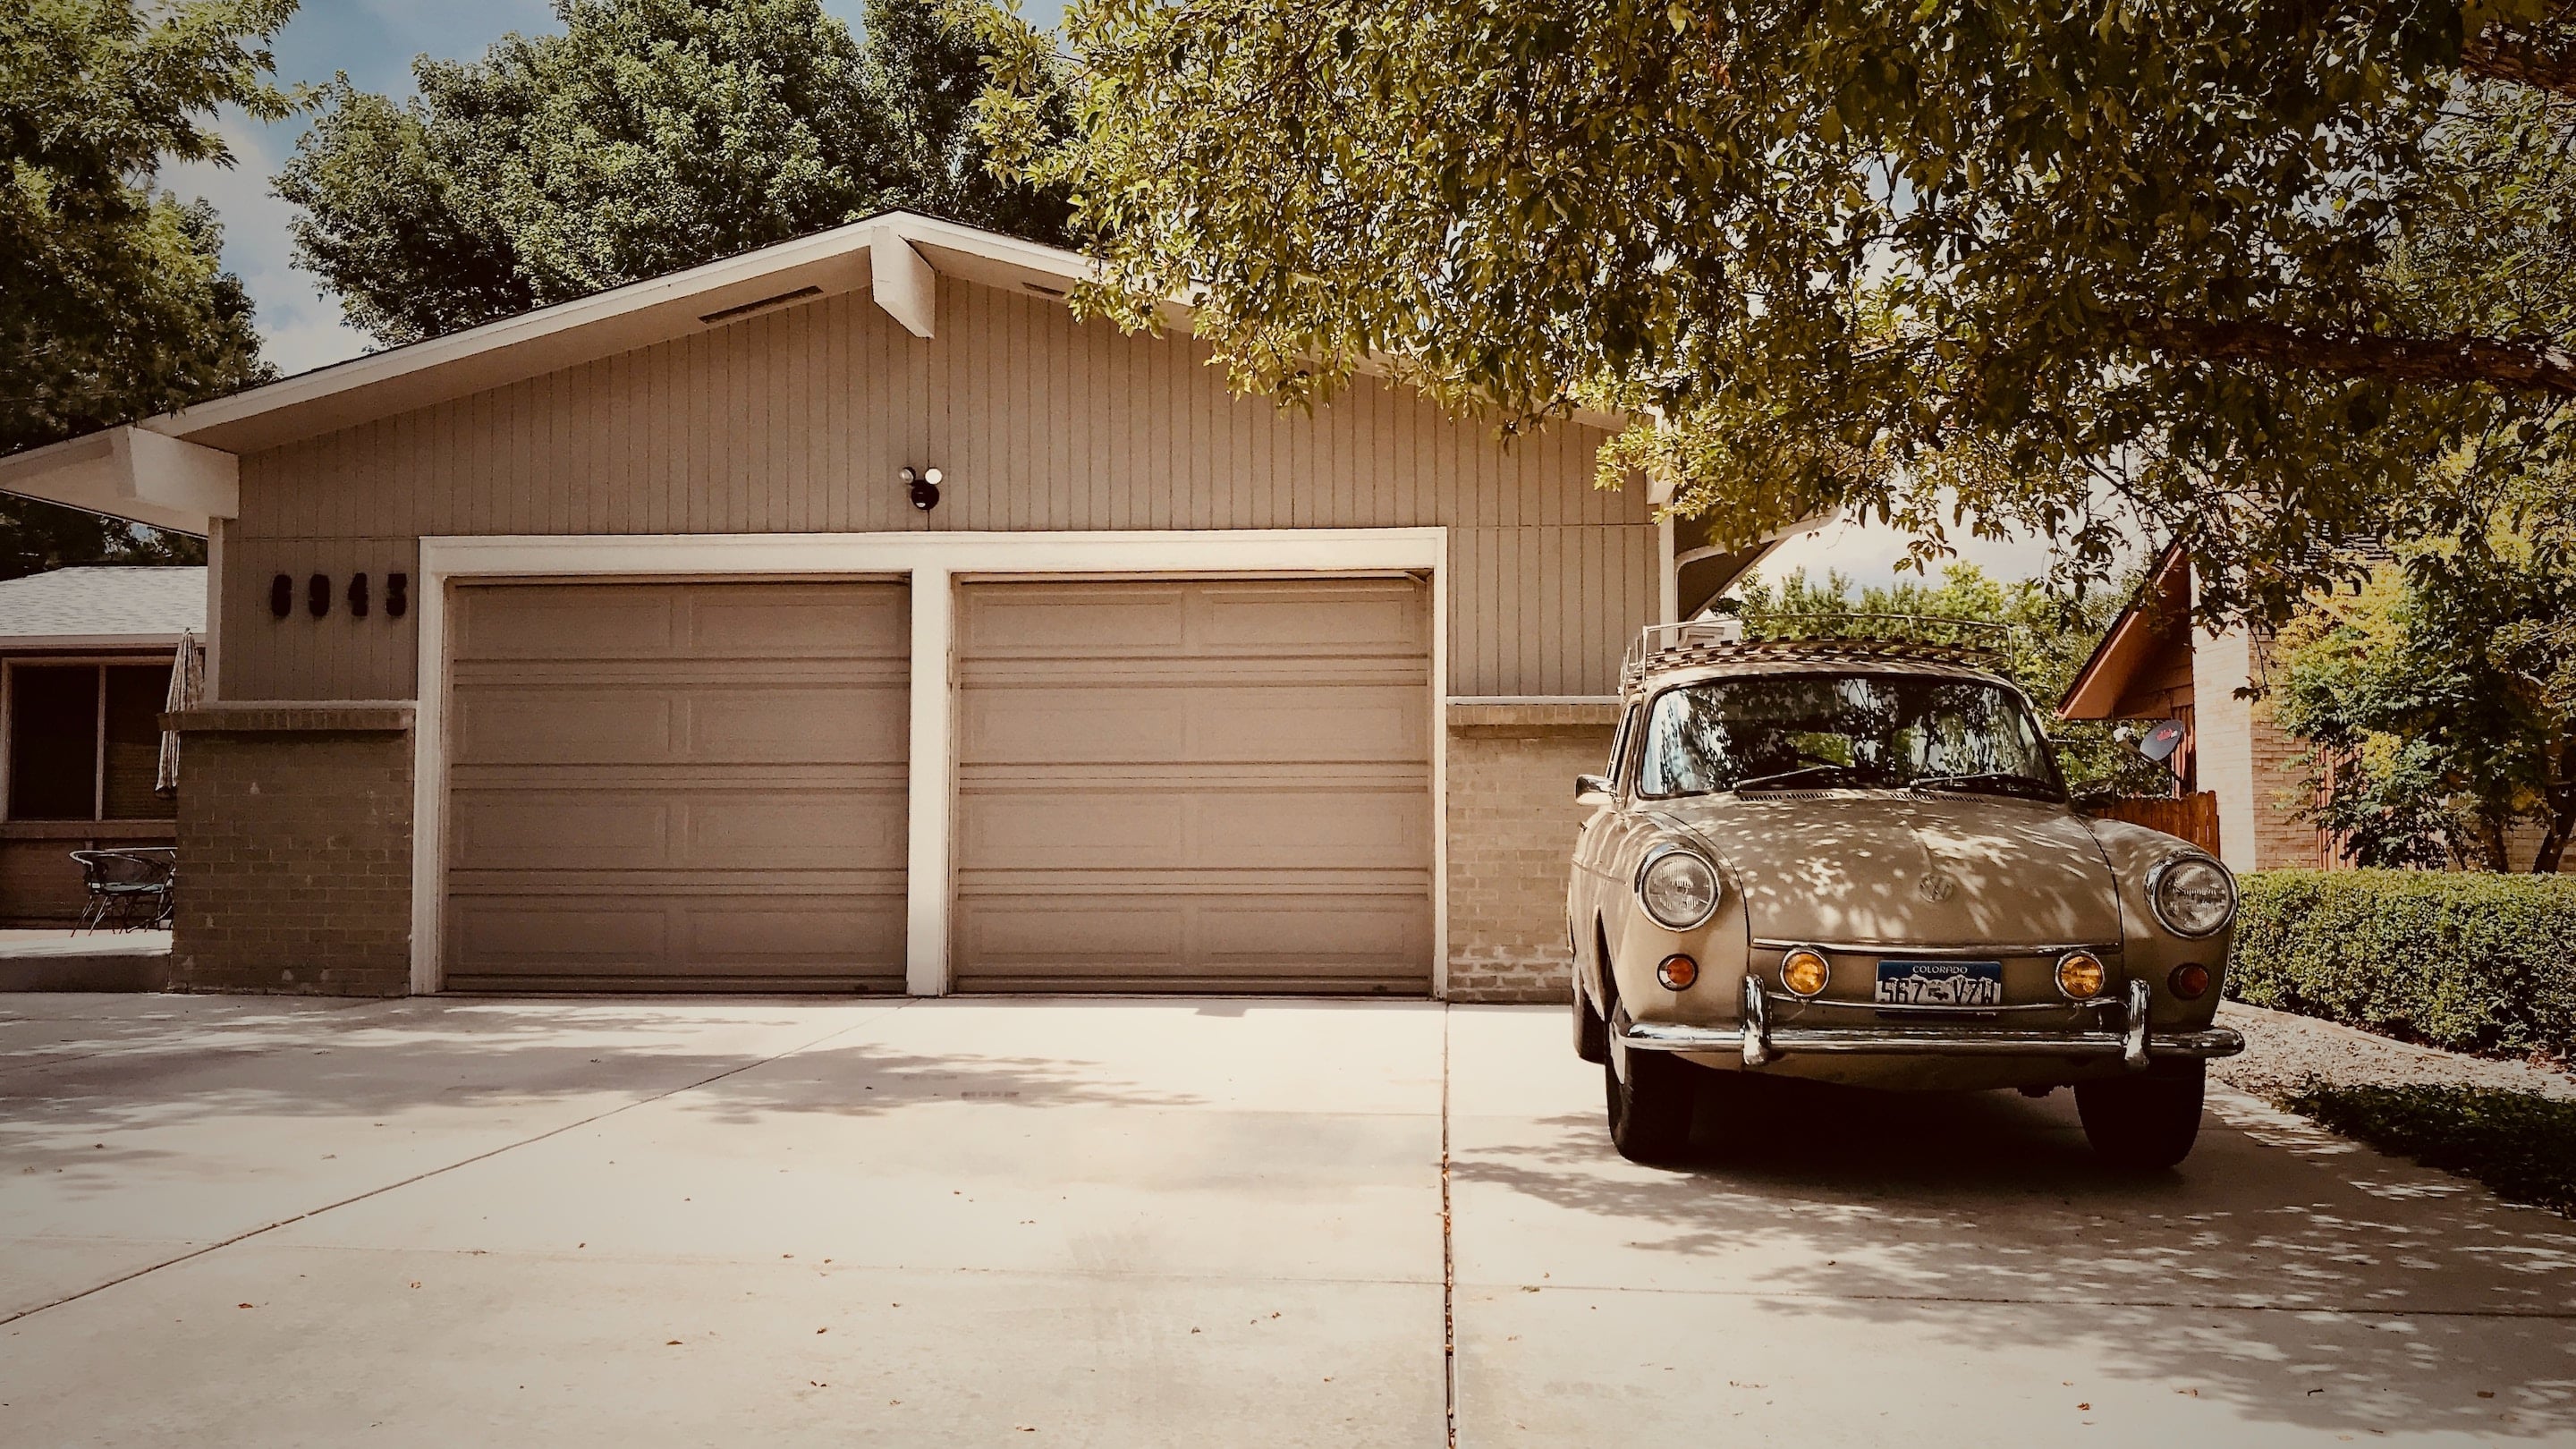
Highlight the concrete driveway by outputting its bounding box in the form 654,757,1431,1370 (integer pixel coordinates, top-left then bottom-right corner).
1,996,2568,1446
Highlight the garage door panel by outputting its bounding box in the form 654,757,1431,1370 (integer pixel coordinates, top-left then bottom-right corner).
953,577,1431,994
452,591,678,661
451,691,681,765
684,588,907,657
959,587,1190,655
445,580,907,991
1198,586,1427,652
956,893,1429,992
448,794,675,871
452,581,900,662
446,896,904,991
961,684,1427,765
956,787,1428,872
454,685,901,767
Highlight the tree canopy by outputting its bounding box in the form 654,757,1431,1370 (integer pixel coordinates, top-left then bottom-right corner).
2272,469,2576,872
281,0,1071,348
0,0,290,574
963,0,2576,625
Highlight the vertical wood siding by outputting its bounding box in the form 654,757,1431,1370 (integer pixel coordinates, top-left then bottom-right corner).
225,280,1654,700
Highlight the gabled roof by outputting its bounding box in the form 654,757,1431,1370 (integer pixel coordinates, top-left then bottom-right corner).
0,212,1092,533
2057,541,2190,720
0,208,1640,537
0,566,204,648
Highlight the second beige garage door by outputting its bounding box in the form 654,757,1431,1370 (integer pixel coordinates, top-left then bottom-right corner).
953,578,1434,994
444,580,909,992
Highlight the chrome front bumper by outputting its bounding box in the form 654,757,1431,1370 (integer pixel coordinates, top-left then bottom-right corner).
1618,978,2244,1072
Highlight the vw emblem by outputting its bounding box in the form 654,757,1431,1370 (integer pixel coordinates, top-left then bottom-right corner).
1917,871,1959,903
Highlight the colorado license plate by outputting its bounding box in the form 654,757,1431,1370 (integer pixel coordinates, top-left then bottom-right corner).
1875,960,2004,1007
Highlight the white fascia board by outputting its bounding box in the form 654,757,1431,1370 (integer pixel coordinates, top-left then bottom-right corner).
0,427,237,535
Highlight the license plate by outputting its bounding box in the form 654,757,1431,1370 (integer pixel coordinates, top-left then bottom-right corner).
1875,959,2004,1007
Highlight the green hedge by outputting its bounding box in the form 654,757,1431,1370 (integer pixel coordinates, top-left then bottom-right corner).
2228,870,2576,1060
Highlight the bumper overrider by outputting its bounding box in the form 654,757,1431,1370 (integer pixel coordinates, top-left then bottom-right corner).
1618,978,2245,1072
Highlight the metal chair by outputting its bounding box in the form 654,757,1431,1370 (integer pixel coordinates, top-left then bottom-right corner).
70,848,176,933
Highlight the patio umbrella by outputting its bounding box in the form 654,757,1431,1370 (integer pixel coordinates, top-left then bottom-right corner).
156,630,202,796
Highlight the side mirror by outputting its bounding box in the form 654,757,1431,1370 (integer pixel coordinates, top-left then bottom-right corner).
1575,774,1614,806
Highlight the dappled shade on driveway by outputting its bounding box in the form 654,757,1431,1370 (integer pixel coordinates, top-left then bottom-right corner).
1,996,2568,1445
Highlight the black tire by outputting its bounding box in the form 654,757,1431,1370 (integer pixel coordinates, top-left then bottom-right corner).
1605,1040,1698,1164
1572,974,1609,1064
2075,1062,2206,1170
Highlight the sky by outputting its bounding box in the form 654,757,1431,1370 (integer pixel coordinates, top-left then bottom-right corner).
161,0,2073,588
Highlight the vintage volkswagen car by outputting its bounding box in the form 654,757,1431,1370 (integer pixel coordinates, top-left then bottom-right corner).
1568,623,2243,1167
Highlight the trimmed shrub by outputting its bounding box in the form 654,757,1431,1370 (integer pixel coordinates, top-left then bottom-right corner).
2228,869,2576,1060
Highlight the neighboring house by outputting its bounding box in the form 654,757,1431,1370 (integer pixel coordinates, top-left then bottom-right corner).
0,212,1784,1001
2060,542,2364,873
0,567,202,924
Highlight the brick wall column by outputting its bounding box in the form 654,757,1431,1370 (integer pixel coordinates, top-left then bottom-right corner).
164,703,415,996
1445,701,1616,1004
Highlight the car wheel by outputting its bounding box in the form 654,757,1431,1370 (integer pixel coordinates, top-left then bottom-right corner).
1572,974,1609,1064
1605,1039,1697,1164
2075,1062,2206,1170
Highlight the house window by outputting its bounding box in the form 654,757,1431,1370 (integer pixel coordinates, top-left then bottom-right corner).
5,664,178,822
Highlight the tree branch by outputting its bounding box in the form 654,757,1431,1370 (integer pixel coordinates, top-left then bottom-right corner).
2463,21,2576,99
2134,316,2576,396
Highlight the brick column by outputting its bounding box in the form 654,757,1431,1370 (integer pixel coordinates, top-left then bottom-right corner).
164,703,415,996
1445,701,1616,1004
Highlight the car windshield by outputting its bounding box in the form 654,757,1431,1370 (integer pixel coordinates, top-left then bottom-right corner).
1634,671,2064,800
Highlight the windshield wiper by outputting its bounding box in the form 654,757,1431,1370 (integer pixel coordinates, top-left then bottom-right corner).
1733,763,1877,791
1911,770,2062,800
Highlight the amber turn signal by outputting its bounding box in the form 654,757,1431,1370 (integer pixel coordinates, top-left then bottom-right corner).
2167,963,2212,1000
1779,947,1831,998
2055,950,2107,1001
1656,953,1699,990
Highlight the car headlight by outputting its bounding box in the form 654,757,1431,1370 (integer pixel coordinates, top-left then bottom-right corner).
2149,854,2236,938
1637,846,1721,931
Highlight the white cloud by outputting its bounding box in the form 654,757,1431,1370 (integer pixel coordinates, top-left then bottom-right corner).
161,111,374,377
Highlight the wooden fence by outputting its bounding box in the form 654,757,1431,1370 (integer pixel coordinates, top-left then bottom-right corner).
2084,792,2222,856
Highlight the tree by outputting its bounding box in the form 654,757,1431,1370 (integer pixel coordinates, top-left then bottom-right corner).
1729,562,2173,800
960,0,2576,626
2271,479,2576,872
280,0,1071,348
0,0,292,577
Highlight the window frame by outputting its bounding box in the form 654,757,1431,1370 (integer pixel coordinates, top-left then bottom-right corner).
0,655,180,826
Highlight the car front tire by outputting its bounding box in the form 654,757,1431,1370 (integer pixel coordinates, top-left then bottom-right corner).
2075,1062,2206,1170
1572,974,1608,1064
1605,1039,1697,1164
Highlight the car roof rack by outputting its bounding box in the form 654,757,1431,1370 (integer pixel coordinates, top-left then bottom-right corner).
1622,618,2012,691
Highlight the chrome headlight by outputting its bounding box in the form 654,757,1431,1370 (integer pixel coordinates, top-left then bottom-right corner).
2148,854,2235,938
1637,845,1721,930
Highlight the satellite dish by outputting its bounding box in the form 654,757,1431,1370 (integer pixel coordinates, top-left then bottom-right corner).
2137,717,2187,764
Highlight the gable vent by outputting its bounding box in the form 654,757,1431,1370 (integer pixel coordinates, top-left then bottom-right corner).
699,285,823,325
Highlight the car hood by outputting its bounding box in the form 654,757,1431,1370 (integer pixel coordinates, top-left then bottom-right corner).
1655,792,2123,948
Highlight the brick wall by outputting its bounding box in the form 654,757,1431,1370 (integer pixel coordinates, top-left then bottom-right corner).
167,706,413,996
1445,703,1614,1004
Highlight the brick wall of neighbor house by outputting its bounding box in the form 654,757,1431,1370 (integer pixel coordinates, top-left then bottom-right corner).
167,708,412,996
1445,704,1615,1004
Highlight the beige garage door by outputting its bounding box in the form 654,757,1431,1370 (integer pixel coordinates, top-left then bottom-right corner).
953,577,1434,994
444,580,909,992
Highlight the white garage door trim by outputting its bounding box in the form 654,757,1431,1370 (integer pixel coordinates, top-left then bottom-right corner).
412,529,1449,996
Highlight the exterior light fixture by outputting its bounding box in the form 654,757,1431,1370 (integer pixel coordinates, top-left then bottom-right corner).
902,466,945,511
